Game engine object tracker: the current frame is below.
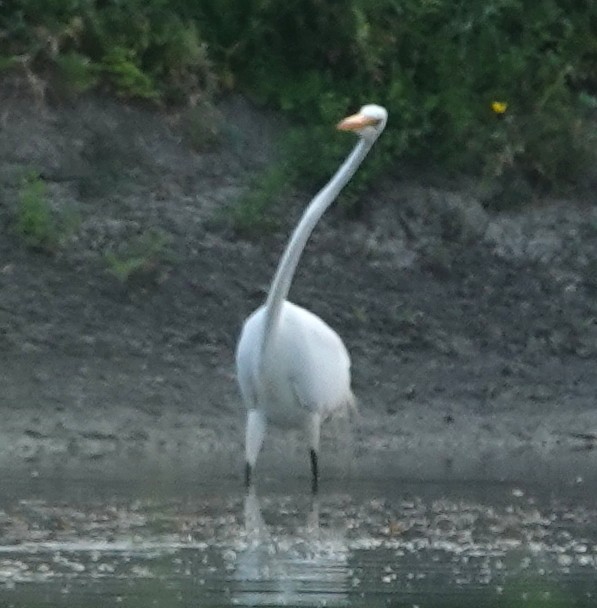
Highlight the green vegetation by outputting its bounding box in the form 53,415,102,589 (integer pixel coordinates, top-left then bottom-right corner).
104,229,172,283
183,99,225,152
1,0,214,102
15,173,78,253
227,166,289,236
2,1,596,215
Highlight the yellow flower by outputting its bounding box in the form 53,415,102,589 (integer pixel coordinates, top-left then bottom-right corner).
491,101,508,115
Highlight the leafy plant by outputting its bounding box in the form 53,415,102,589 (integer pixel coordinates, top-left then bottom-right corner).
14,173,78,253
227,166,289,237
99,47,157,100
104,230,172,283
15,174,57,251
53,50,98,96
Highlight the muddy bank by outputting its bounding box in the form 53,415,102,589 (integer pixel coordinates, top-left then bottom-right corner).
1,90,597,485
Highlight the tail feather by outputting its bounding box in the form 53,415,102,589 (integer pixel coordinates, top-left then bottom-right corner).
328,391,359,425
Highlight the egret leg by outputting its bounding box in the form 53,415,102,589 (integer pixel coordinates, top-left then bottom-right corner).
307,491,320,533
245,409,266,487
310,448,319,494
307,412,321,494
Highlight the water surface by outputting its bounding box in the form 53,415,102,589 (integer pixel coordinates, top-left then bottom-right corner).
1,474,596,607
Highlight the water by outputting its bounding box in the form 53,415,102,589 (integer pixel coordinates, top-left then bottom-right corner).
1,474,596,607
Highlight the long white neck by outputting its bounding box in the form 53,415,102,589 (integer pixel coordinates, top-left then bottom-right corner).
260,135,374,358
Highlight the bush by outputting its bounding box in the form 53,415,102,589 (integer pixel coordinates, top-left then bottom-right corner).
0,0,214,102
1,1,596,208
15,173,78,253
194,0,597,200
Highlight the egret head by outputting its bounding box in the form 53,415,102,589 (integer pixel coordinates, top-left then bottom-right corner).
337,104,388,141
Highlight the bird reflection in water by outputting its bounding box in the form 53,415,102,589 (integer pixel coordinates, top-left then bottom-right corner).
231,487,350,606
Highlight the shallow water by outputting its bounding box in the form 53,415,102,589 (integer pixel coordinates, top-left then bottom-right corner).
1,474,596,607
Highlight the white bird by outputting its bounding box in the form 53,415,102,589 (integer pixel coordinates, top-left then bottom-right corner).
236,104,388,492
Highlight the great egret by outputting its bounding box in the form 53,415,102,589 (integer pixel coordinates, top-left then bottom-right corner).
236,104,388,492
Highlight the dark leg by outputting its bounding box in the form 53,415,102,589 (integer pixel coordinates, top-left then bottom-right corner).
245,462,252,488
310,448,319,494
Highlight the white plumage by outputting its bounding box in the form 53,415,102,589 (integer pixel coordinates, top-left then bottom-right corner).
236,104,388,491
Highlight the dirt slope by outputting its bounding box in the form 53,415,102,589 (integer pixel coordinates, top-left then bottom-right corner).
1,89,597,485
